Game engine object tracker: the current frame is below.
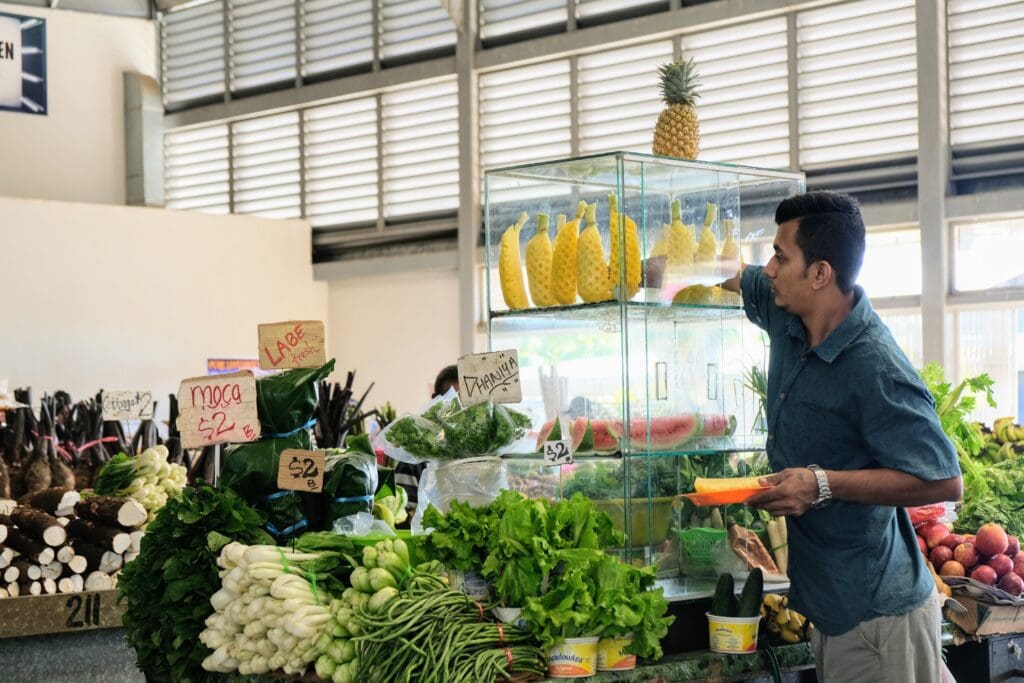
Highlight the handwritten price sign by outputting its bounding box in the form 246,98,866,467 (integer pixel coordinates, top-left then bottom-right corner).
176,371,261,449
101,391,154,421
542,439,574,467
258,320,326,370
276,449,325,493
457,349,522,407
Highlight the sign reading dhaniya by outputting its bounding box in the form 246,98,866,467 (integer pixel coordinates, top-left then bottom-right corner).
0,11,46,115
457,349,521,406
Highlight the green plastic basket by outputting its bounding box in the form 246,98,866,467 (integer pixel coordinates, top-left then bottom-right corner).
678,527,729,572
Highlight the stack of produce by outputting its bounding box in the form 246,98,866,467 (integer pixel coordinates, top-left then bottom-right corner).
975,417,1024,463
423,491,674,662
92,445,187,526
535,411,736,456
0,487,147,597
917,520,1024,596
760,592,810,644
119,484,273,682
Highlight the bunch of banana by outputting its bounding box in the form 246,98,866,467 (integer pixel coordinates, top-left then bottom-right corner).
761,593,810,644
994,416,1024,444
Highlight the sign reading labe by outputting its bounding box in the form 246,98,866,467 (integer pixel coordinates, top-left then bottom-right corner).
276,449,325,493
101,391,154,421
457,349,521,406
258,320,326,370
176,371,261,449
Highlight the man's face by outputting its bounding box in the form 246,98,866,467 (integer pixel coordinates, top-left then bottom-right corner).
764,220,811,313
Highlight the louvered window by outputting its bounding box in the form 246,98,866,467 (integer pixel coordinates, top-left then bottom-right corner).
380,0,457,63
577,41,672,155
479,60,572,170
164,123,231,213
681,18,790,168
300,0,373,78
303,98,379,227
954,217,1024,292
948,0,1024,148
575,0,665,23
796,0,918,167
382,79,459,218
229,0,297,93
956,307,1024,423
231,112,302,219
877,311,922,368
479,0,567,42
161,0,225,108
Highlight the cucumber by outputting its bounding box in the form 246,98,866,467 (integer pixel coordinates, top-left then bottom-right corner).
737,568,764,618
711,573,737,617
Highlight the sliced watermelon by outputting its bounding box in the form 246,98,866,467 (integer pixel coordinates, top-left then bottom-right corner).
589,419,619,453
535,418,562,451
607,414,700,451
536,416,593,453
700,413,737,437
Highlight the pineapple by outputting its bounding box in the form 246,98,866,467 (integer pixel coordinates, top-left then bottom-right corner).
720,218,741,263
608,193,641,300
696,202,718,262
651,226,669,259
526,213,557,307
666,199,696,276
652,59,701,160
498,212,530,309
577,203,612,303
551,201,587,305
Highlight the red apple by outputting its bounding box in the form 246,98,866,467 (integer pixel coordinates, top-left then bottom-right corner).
955,542,980,570
929,545,954,567
919,521,951,549
940,560,966,577
917,535,928,554
987,554,1014,577
940,533,966,550
1000,572,1024,596
976,523,1010,556
1013,554,1024,578
971,564,998,586
1007,536,1020,557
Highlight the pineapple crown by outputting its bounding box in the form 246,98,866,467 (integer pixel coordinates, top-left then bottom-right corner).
658,58,701,106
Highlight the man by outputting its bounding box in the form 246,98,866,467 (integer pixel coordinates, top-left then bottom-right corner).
721,191,961,682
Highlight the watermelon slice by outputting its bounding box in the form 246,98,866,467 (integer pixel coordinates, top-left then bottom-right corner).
700,413,737,437
589,419,619,453
607,413,702,451
536,416,594,453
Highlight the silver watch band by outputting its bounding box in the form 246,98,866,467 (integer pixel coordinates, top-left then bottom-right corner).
807,464,832,509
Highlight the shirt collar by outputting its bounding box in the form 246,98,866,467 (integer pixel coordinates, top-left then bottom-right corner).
786,287,872,363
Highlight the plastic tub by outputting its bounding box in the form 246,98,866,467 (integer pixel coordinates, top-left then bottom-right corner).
548,636,600,678
707,612,760,654
596,634,636,671
593,496,676,544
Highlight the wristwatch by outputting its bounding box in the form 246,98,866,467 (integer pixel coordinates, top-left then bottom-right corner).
807,464,833,509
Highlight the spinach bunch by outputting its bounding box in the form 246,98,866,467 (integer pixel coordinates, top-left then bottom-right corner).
119,484,272,682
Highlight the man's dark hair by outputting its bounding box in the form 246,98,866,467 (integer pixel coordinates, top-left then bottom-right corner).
432,364,459,398
775,191,866,293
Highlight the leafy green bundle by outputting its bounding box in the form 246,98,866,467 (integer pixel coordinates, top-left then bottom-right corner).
384,398,531,460
119,485,272,682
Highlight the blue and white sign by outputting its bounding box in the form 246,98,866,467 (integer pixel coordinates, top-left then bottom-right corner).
0,12,46,115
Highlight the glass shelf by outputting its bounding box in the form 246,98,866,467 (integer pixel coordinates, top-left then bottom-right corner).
500,435,768,461
656,576,790,604
490,299,744,324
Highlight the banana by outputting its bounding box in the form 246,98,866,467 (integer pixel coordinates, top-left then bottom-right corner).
779,626,802,644
995,416,1016,443
775,608,792,625
763,593,783,610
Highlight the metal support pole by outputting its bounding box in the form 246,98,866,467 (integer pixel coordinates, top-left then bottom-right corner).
456,0,480,355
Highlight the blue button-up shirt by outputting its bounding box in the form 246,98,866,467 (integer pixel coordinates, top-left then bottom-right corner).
741,266,960,636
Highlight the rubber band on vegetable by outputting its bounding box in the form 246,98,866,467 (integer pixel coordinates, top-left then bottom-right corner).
496,624,504,645
474,601,484,621
333,495,374,503
276,546,291,574
504,648,514,667
266,417,317,439
264,490,291,501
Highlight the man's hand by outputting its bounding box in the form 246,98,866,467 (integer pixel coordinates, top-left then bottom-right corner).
746,468,818,516
719,264,747,294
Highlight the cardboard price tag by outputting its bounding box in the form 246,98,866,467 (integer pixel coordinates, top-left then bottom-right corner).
258,320,326,370
277,449,325,493
0,590,126,639
176,371,261,449
457,349,521,407
101,391,154,421
542,439,574,467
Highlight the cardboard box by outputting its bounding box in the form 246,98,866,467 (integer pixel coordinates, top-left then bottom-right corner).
946,594,1024,637
0,590,125,639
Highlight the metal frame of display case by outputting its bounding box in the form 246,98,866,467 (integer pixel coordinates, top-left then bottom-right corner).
484,151,805,601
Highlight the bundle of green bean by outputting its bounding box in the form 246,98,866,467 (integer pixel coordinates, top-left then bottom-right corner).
351,583,546,683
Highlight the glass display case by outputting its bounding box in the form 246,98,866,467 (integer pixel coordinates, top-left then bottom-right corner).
484,152,805,600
